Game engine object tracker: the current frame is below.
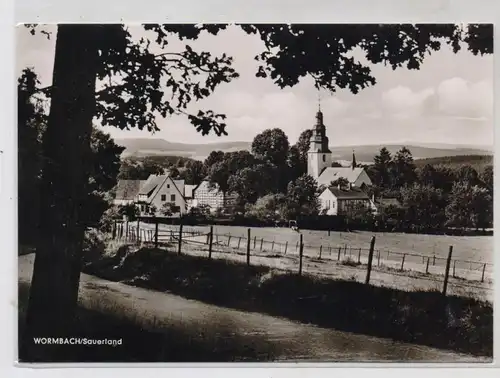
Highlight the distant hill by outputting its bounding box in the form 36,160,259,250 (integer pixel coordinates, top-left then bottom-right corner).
115,138,251,160
115,138,493,162
414,155,493,172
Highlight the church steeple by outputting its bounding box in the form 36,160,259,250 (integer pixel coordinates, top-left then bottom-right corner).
307,101,332,179
351,150,357,170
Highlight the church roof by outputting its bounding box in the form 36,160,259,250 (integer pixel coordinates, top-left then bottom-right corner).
317,167,365,185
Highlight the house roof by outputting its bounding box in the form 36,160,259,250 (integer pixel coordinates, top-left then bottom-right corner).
318,167,364,185
139,175,168,196
185,184,196,198
114,180,145,200
326,187,370,200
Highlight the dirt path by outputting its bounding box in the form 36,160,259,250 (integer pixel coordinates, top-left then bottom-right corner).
18,254,490,362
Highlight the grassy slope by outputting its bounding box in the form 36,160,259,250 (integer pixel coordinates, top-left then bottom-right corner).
414,155,493,172
83,246,493,357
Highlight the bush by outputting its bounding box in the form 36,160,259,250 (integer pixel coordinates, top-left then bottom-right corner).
82,229,107,264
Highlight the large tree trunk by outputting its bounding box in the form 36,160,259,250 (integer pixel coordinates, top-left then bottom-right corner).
20,25,100,361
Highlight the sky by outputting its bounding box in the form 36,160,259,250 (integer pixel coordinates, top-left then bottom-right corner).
16,24,494,147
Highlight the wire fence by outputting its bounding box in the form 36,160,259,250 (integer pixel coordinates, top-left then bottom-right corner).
112,219,493,299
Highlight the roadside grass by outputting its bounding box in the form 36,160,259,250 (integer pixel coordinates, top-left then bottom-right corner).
83,246,493,357
17,282,281,362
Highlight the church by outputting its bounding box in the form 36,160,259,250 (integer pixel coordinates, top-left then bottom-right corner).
307,106,375,216
307,106,373,189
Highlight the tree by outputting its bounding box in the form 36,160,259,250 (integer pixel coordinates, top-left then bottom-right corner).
372,147,393,188
252,128,289,166
82,129,125,227
470,185,493,230
284,174,321,219
22,22,492,356
432,165,457,193
228,164,273,204
18,69,47,246
286,145,303,183
456,165,480,186
417,164,436,186
251,128,290,192
330,177,350,190
117,203,140,221
445,182,475,230
203,150,225,171
181,160,206,185
480,165,493,193
168,166,180,179
391,147,417,188
400,183,446,231
245,193,287,222
207,150,256,194
446,182,493,231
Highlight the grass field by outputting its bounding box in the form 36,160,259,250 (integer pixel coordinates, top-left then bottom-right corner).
125,223,493,301
138,223,494,262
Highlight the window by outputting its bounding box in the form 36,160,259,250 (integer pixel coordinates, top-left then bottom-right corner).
171,194,176,202
161,194,166,201
167,184,170,188
322,154,326,162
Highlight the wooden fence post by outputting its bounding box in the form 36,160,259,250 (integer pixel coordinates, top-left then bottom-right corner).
400,254,406,271
246,228,251,266
296,241,299,252
260,238,263,251
227,234,232,247
365,236,376,285
328,229,331,236
337,247,341,261
481,263,486,282
319,245,323,259
253,236,256,249
377,250,380,266
329,246,332,255
299,234,304,276
112,220,117,239
357,248,361,264
426,257,430,274
178,223,183,255
271,240,275,251
453,260,456,277
344,244,347,256
284,241,288,255
208,226,213,259
136,219,140,241
237,236,242,249
125,219,129,241
433,255,436,266
154,218,159,248
442,246,453,296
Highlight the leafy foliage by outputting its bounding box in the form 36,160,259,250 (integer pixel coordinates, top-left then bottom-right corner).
241,24,492,92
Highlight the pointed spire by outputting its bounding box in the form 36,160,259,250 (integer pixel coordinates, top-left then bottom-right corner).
351,150,357,170
315,90,323,125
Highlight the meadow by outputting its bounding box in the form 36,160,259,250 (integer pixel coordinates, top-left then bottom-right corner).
129,223,493,300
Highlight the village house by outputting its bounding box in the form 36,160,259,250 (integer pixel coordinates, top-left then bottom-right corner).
319,186,377,216
113,179,146,206
113,173,187,216
192,180,238,213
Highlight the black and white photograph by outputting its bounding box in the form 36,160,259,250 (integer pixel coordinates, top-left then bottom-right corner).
16,23,494,363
